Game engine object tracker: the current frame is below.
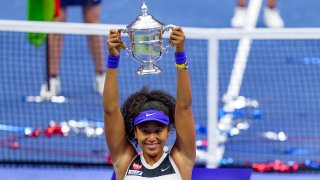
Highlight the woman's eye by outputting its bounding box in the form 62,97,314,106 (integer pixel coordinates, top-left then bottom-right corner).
155,129,163,133
140,130,149,134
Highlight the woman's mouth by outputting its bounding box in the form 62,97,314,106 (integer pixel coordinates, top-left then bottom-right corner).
145,143,159,149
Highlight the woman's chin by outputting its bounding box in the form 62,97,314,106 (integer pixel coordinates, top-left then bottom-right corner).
145,151,158,157
143,145,162,156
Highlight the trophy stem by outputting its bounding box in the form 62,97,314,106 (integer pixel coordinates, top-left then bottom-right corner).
136,61,162,75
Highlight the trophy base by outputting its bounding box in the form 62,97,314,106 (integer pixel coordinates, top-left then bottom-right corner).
135,64,163,75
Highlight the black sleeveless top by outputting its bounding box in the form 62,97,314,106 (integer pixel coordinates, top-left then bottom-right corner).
124,153,182,180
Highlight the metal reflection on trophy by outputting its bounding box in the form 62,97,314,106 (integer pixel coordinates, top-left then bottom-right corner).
119,1,175,75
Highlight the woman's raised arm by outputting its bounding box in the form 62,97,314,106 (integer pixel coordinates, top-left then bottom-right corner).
170,27,196,166
103,29,136,178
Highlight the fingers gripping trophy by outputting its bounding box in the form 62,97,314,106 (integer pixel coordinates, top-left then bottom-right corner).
119,1,176,75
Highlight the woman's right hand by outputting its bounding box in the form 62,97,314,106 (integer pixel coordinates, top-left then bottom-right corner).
107,29,126,56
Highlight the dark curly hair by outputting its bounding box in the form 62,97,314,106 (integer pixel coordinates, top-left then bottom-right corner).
121,87,176,147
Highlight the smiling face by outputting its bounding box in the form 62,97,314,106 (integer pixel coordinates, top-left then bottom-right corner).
135,121,170,161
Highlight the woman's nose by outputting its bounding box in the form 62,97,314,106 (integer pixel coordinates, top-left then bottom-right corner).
148,133,156,141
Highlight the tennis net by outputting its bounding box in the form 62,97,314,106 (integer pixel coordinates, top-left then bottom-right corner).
1,20,320,171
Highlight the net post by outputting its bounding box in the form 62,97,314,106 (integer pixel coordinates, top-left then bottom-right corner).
46,35,50,90
206,37,221,168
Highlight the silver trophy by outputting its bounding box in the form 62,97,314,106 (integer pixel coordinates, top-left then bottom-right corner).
120,1,175,75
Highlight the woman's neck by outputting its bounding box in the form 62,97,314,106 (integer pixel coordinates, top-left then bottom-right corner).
142,151,165,166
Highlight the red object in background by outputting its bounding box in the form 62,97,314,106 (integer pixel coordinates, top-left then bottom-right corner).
272,160,281,171
45,126,55,137
279,164,290,172
45,125,63,137
252,160,300,173
201,139,208,146
28,128,42,138
11,142,19,149
54,0,60,17
291,163,299,172
106,153,113,165
54,125,63,136
253,163,269,173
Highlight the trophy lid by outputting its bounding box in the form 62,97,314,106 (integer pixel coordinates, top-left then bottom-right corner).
127,1,164,30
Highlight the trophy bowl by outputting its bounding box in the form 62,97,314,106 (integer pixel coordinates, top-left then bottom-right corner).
119,1,175,75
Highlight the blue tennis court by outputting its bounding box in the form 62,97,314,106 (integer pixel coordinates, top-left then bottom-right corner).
1,0,320,179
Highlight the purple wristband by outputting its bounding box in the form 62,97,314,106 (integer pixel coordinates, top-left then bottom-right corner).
174,51,187,64
107,55,120,68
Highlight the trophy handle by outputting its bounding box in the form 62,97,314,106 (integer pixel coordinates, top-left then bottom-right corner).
162,24,176,53
118,28,132,55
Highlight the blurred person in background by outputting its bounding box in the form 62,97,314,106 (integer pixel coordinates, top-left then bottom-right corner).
40,0,105,99
231,0,284,28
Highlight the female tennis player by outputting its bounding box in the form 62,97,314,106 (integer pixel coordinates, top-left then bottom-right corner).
103,27,195,179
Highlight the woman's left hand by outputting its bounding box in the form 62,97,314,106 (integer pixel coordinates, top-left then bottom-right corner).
170,27,185,53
